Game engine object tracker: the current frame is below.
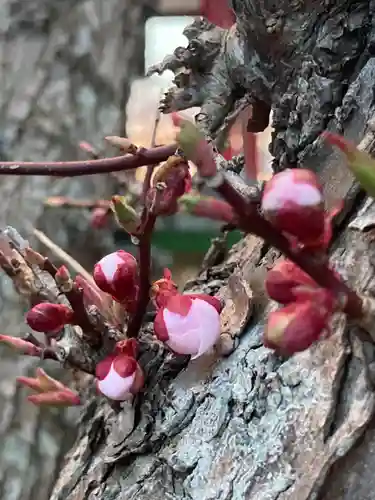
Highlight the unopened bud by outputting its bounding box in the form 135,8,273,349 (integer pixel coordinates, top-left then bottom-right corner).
93,250,139,306
178,194,235,223
265,259,318,304
261,169,325,246
26,303,74,333
264,289,335,355
173,113,217,178
91,207,110,229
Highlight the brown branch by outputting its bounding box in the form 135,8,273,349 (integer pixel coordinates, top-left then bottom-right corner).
0,144,176,177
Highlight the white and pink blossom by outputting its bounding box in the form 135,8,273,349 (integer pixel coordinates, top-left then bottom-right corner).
261,169,325,245
95,339,143,401
93,250,138,307
152,270,223,359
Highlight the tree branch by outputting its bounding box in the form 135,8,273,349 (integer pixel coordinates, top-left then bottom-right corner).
0,144,176,177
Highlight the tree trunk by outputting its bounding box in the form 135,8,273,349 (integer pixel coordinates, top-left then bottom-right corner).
0,2,143,499
44,2,375,500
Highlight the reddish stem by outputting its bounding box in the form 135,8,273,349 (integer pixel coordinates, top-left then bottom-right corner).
0,144,176,177
142,165,156,202
216,179,363,318
126,211,156,338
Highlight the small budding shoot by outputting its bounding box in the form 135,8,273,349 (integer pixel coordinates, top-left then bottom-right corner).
323,131,375,199
26,303,75,334
17,368,81,407
93,250,139,309
111,195,141,234
152,269,223,358
172,113,217,178
95,339,144,401
0,334,43,357
145,155,191,216
178,193,236,223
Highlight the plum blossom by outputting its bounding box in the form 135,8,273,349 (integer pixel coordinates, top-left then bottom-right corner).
95,339,143,401
152,269,223,358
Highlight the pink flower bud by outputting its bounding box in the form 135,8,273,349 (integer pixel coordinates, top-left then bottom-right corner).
26,303,74,333
95,339,143,401
263,289,335,355
261,169,325,245
265,259,318,304
153,274,222,358
93,250,139,305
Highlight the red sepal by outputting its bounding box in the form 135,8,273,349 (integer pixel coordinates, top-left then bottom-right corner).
154,309,169,341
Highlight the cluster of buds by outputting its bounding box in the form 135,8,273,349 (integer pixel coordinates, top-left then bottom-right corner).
263,259,337,354
260,169,341,354
95,339,144,401
152,269,223,358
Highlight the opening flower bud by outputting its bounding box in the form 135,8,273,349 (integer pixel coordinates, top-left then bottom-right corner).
265,259,318,304
95,340,143,401
152,270,222,358
93,250,139,305
261,169,325,245
263,289,335,355
26,303,74,333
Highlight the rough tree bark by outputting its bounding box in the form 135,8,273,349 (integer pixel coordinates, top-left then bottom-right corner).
7,1,375,499
0,2,143,499
41,2,375,499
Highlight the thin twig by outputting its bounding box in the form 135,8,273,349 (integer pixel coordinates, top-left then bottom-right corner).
0,144,176,177
32,228,95,285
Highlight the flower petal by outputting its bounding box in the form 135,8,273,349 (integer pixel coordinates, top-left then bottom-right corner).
97,363,136,401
